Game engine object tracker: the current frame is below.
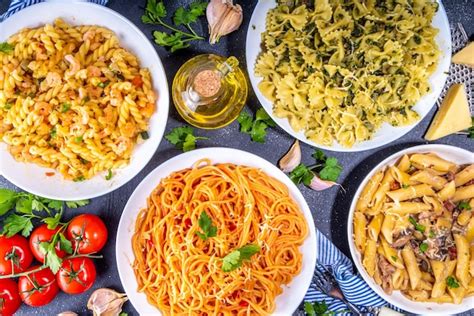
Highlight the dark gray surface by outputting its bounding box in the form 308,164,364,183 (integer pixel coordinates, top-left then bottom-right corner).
0,0,473,315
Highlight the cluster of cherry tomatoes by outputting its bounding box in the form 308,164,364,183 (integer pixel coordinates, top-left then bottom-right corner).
0,214,108,316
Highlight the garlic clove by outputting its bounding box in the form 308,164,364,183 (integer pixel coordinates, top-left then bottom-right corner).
279,140,301,173
57,312,78,316
87,288,128,316
308,173,338,191
207,0,243,44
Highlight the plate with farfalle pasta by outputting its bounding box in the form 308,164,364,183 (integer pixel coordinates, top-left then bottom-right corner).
0,2,169,200
246,0,451,151
348,144,474,314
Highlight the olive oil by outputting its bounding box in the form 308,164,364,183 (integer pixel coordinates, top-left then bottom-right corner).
172,54,248,129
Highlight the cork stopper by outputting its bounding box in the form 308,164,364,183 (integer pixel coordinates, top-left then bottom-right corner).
192,70,222,98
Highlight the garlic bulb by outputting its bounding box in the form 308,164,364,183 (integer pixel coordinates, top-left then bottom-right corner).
279,140,301,173
207,0,243,44
87,288,128,316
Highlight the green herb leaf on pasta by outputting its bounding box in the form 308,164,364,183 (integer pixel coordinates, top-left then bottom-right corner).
196,211,217,241
222,244,260,272
0,42,14,54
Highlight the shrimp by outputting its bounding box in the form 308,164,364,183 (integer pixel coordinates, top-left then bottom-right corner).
141,102,155,117
82,30,96,42
110,89,123,106
44,72,62,87
34,102,52,116
121,122,136,138
114,136,132,156
87,65,102,77
64,54,80,77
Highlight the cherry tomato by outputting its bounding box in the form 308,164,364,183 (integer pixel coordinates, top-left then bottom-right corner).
29,224,67,263
67,214,107,254
18,266,59,307
0,235,33,275
56,257,96,294
0,279,21,316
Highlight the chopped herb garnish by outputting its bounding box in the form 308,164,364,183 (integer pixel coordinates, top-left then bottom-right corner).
50,127,57,138
4,103,13,110
105,169,113,181
429,230,436,238
73,176,85,182
402,184,410,189
458,201,471,211
74,136,83,143
222,244,260,272
409,216,426,233
419,242,428,253
446,276,460,288
61,103,71,113
289,164,314,186
391,255,398,262
196,211,217,241
97,80,110,88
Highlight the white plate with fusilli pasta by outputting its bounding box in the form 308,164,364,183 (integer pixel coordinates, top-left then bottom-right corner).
0,2,169,200
246,0,451,152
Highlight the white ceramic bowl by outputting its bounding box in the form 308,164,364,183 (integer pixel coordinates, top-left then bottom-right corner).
0,2,169,200
246,1,451,152
347,144,474,315
116,147,317,316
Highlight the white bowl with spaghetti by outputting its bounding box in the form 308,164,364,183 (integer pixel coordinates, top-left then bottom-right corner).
0,2,169,200
347,144,474,315
246,0,451,152
116,147,317,315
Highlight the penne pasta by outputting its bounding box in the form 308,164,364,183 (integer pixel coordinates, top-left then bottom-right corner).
354,152,474,304
410,153,457,172
386,184,435,202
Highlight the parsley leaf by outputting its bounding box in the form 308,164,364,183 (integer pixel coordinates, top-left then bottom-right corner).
42,212,62,230
65,200,89,208
2,214,34,237
0,42,14,54
237,109,275,143
165,126,208,152
105,169,113,181
61,103,71,113
446,276,460,288
39,232,72,274
222,244,260,272
196,211,217,241
458,201,471,211
142,0,206,52
290,164,314,186
304,300,332,316
319,157,343,182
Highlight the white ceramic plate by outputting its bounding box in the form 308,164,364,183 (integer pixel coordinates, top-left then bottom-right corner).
116,147,317,316
347,144,474,315
246,1,451,152
0,2,169,200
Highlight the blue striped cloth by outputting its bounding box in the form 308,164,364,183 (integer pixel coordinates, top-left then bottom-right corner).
305,231,403,315
1,0,108,22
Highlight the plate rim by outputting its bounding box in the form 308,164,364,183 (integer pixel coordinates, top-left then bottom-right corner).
0,1,169,200
245,0,452,152
115,147,318,315
346,144,474,315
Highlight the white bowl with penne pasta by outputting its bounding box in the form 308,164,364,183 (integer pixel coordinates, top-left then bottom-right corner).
348,144,474,314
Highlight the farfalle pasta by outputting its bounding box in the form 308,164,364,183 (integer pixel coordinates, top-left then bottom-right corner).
0,19,156,180
255,0,440,148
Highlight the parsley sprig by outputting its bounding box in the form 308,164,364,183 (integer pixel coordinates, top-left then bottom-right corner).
165,126,208,152
458,201,471,211
141,0,207,52
222,244,260,272
304,300,347,316
237,109,276,143
408,216,426,233
0,188,89,237
289,150,343,186
39,228,73,274
196,211,217,241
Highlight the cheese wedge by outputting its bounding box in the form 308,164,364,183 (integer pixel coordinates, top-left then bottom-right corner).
425,84,471,140
452,42,474,68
